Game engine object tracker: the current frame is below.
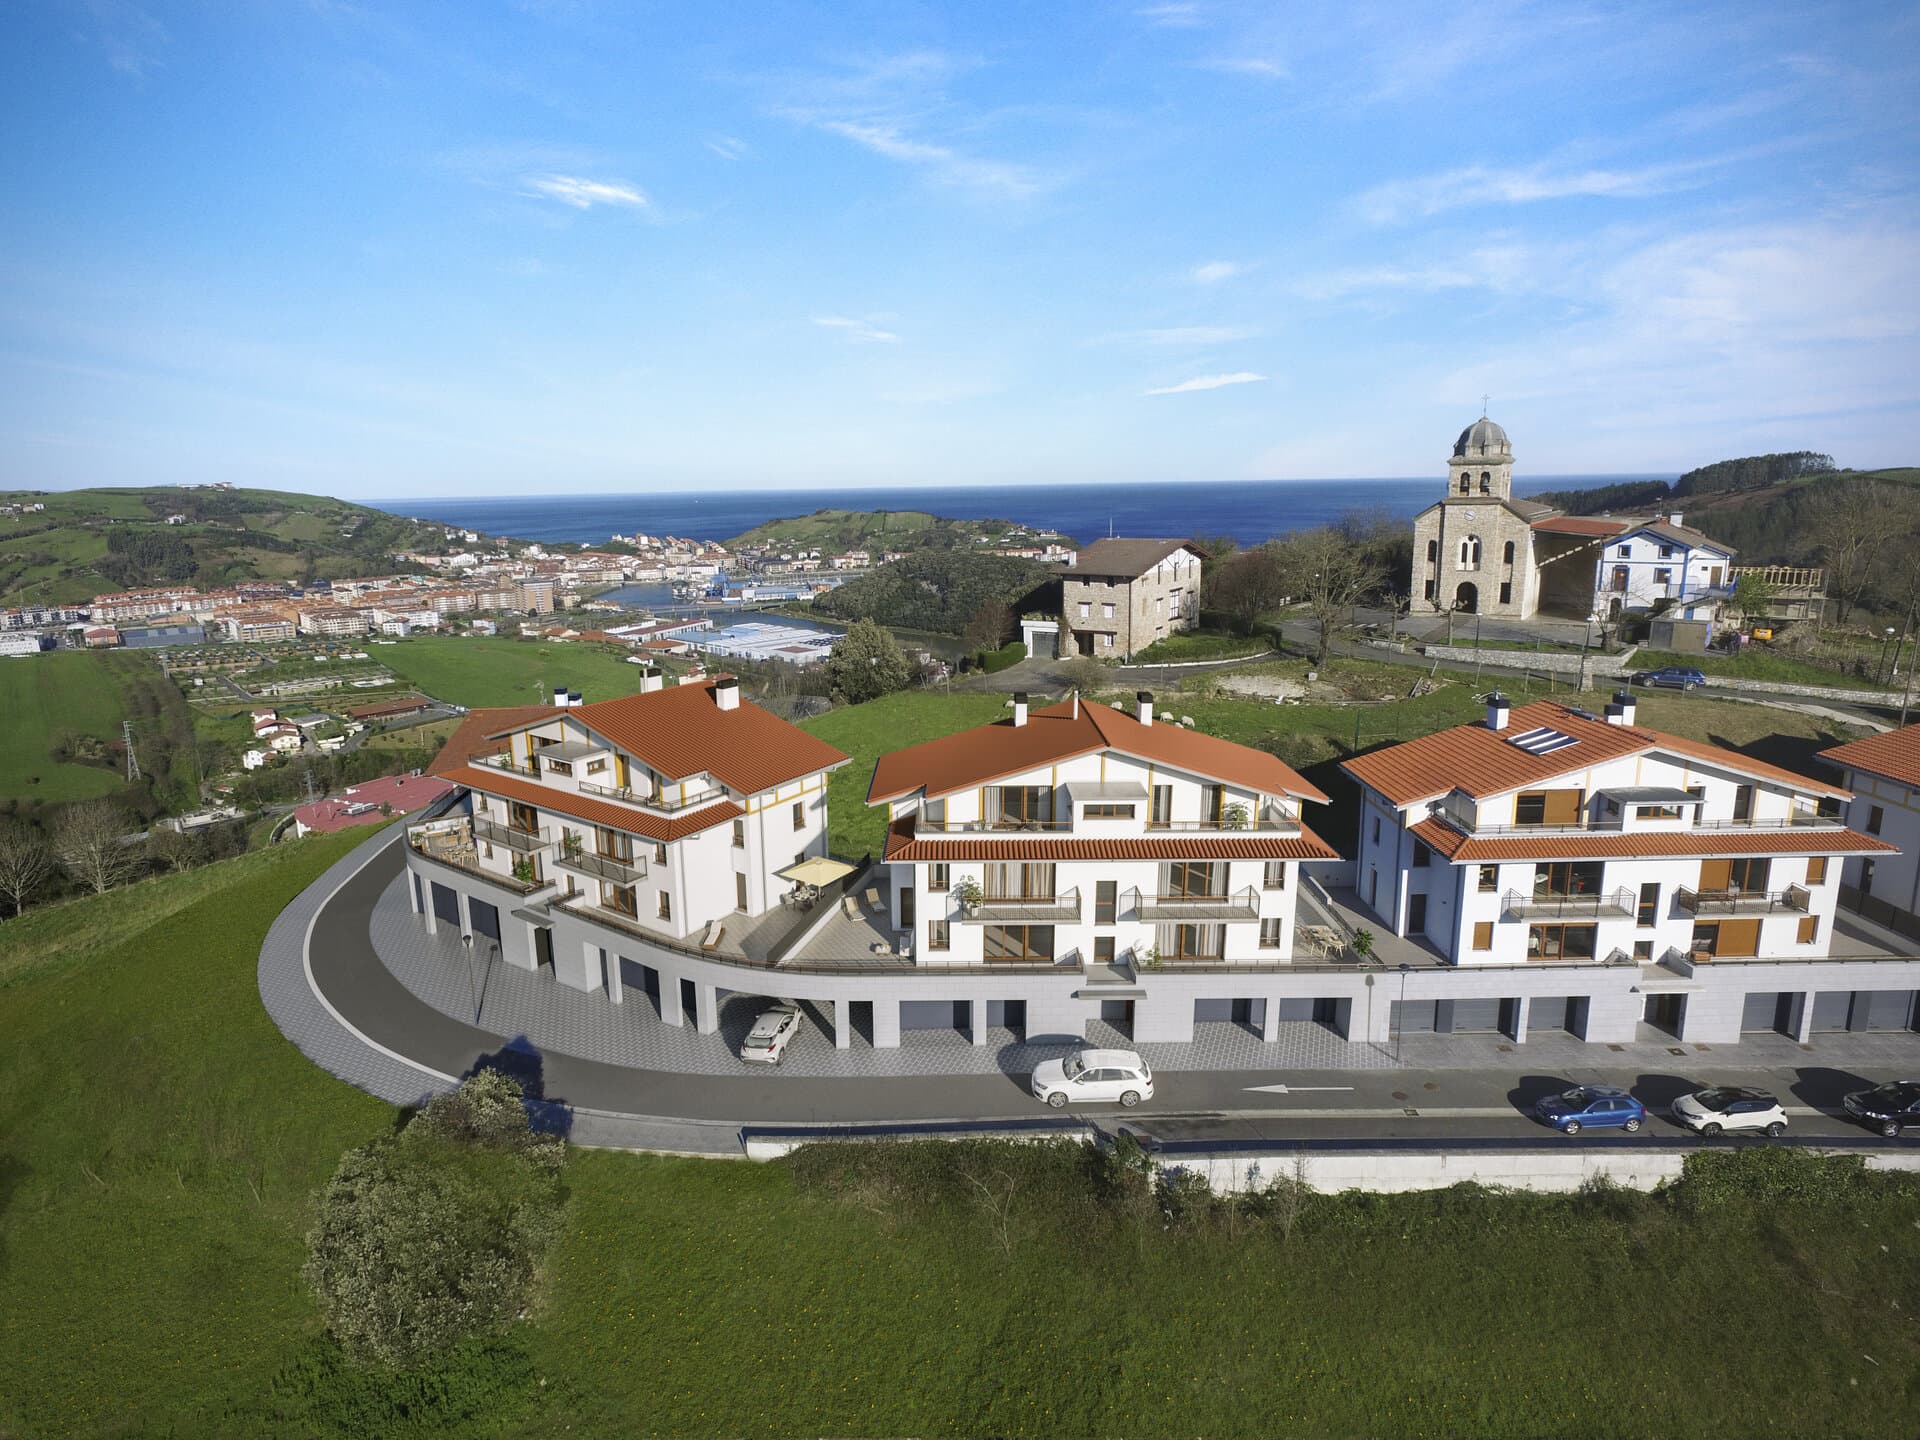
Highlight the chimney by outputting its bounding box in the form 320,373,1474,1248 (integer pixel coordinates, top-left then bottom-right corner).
638,665,663,694
1612,688,1637,727
1486,692,1511,731
568,691,582,709
714,675,740,712
1012,692,1028,727
1668,512,1684,528
552,685,567,707
1136,690,1154,726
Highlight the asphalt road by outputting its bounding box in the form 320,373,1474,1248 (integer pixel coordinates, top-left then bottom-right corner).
307,843,1916,1147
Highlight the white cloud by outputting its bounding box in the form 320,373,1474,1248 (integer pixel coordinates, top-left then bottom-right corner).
87,0,168,77
1199,56,1288,80
1097,325,1258,346
1137,3,1204,28
1353,157,1720,225
523,175,649,210
812,314,900,344
816,120,1042,200
1190,260,1246,284
706,136,748,161
1147,371,1266,395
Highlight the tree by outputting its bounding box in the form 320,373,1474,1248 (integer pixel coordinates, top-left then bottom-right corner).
1277,526,1387,665
54,800,142,896
146,824,203,874
1808,480,1895,625
304,1071,566,1369
0,820,56,918
961,597,1013,653
823,618,913,705
1211,543,1290,634
1730,573,1775,630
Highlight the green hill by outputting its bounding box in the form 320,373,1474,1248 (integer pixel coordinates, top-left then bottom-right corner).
725,507,1062,553
0,486,459,605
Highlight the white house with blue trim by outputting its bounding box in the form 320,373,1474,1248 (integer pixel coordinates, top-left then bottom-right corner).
1593,516,1736,621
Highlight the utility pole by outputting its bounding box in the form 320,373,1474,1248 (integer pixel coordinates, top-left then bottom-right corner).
123,720,141,783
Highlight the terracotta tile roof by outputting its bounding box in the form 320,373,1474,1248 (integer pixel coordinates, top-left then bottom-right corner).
1820,724,1920,790
487,680,850,794
1069,538,1202,579
442,763,741,841
1408,815,1894,863
867,697,1328,806
293,774,455,833
428,705,563,776
883,818,1338,863
1341,700,1850,808
1529,516,1630,537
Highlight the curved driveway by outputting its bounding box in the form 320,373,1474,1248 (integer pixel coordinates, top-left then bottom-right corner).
265,827,1917,1155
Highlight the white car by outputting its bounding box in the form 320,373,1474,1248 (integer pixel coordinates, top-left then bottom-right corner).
1031,1048,1154,1108
739,1002,802,1065
1671,1086,1788,1138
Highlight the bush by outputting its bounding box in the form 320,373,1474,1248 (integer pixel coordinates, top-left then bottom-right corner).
263,1334,544,1438
973,639,1026,673
1663,1147,1873,1214
303,1073,567,1368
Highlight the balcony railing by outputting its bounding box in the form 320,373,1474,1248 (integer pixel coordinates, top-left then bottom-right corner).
916,816,1074,835
1431,797,1623,837
958,887,1082,923
472,814,548,852
1146,805,1300,834
474,753,541,778
1502,887,1635,920
1130,885,1260,921
1689,812,1843,832
554,846,647,885
1676,884,1811,916
578,778,731,813
406,820,554,895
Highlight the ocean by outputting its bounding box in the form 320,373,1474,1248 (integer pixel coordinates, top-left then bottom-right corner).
382,475,1666,551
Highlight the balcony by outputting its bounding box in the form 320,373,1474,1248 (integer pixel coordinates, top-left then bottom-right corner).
916,815,1073,835
473,753,541,779
1676,884,1811,916
1146,804,1301,835
553,846,647,885
472,814,548,852
1689,811,1843,832
1431,796,1623,837
957,887,1082,924
1130,885,1261,921
1502,887,1635,920
577,778,731,814
406,819,553,895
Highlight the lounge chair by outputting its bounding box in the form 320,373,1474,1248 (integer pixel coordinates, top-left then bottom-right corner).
700,920,725,952
841,895,861,920
863,886,884,914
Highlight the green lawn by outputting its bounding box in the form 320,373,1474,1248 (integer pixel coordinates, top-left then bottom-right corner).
1634,648,1886,690
374,634,657,709
0,650,135,802
1130,629,1272,663
4,771,1918,1436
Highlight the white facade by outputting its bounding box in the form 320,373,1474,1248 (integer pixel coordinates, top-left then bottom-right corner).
1830,761,1920,934
1593,524,1734,619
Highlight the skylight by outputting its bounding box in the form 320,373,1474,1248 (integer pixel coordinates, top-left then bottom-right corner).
1507,725,1580,756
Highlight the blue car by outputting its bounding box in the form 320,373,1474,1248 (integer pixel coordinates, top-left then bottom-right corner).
1531,1085,1647,1135
1636,666,1707,691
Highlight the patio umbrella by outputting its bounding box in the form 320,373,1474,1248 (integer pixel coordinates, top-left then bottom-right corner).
776,855,858,886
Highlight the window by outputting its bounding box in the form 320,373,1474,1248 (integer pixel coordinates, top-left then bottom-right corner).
1459,476,1471,494
1084,803,1135,819
1165,861,1217,898
1797,916,1819,944
1659,545,1675,559
984,862,1056,900
1094,936,1115,964
657,892,671,921
1726,857,1770,893
1498,582,1512,605
928,863,949,892
1619,544,1632,559
604,882,637,918
1371,814,1381,844
1458,535,1482,568
1472,921,1494,950
1806,856,1828,885
732,819,745,848
654,842,667,864
1861,858,1876,895
1260,918,1283,948
1636,803,1683,819
1637,882,1659,927
1426,539,1438,563
1101,633,1113,649
1868,805,1884,834
1633,939,1654,960
1095,880,1117,925
545,758,572,776
983,924,1053,961
1503,540,1515,564
1200,783,1225,824
1102,602,1115,620
1534,861,1604,898
1413,842,1430,867
1478,864,1498,892
792,800,806,831
1478,473,1490,493
597,827,632,862
993,785,1054,826
928,919,950,951
1150,786,1172,828
1654,568,1672,585
1163,923,1223,960
586,758,607,774
1078,601,1090,619
1527,923,1597,960
1424,579,1436,600
922,797,947,828
735,873,748,912
1263,861,1287,890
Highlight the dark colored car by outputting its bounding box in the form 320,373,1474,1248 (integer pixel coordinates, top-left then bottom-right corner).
1842,1081,1920,1137
1531,1084,1647,1135
1636,666,1708,690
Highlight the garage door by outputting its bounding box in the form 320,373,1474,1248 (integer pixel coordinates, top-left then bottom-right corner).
1856,990,1918,1031
899,1000,968,1031
1450,998,1504,1033
1530,996,1573,1033
430,881,460,925
1811,991,1856,1032
1391,999,1438,1034
1742,991,1791,1034
468,897,501,942
1194,998,1236,1023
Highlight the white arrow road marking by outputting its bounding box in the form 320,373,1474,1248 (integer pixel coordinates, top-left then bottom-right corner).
1243,1084,1357,1095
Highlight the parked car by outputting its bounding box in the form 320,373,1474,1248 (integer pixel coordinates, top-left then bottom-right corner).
1671,1086,1788,1137
1031,1048,1154,1108
739,1001,802,1065
1842,1080,1920,1137
1636,666,1708,690
1531,1084,1648,1135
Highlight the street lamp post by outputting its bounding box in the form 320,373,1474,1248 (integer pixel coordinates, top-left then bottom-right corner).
1394,963,1412,1064
460,933,479,1023
1880,627,1899,685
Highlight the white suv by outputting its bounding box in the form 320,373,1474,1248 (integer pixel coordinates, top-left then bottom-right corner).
1671,1086,1788,1138
1031,1048,1154,1108
739,1002,802,1065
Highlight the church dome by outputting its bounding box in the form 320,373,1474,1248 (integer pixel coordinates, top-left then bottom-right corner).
1453,416,1511,459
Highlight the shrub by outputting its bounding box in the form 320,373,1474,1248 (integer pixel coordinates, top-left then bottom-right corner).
973,639,1026,673
263,1334,544,1438
1663,1147,1873,1214
303,1073,567,1368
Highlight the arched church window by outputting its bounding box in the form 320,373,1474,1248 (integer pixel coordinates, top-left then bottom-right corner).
1458,476,1471,494
1479,473,1491,493
1503,540,1515,564
1458,536,1481,569
1426,539,1438,563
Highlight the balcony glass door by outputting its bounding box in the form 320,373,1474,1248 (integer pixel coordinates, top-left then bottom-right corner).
991,786,1053,827
1165,861,1217,898
508,801,539,834
985,862,1055,899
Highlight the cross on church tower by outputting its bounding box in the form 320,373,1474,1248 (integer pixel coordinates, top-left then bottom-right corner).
1481,392,1489,417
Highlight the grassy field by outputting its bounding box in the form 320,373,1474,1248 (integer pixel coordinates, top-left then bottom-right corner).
1131,628,1273,663
2,834,1918,1438
0,650,137,802
373,634,658,709
1634,648,1886,690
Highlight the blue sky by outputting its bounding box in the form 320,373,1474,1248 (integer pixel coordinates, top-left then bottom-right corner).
2,1,1916,497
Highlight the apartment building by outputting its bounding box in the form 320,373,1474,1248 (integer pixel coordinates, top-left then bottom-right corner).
1341,692,1918,1043
89,587,206,623
1058,539,1204,660
296,603,373,637
221,609,297,642
1821,725,1920,942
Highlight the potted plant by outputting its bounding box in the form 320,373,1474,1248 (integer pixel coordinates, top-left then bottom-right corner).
951,876,984,916
1349,928,1375,963
511,858,536,885
1137,943,1164,971
1221,802,1251,831
561,830,583,859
